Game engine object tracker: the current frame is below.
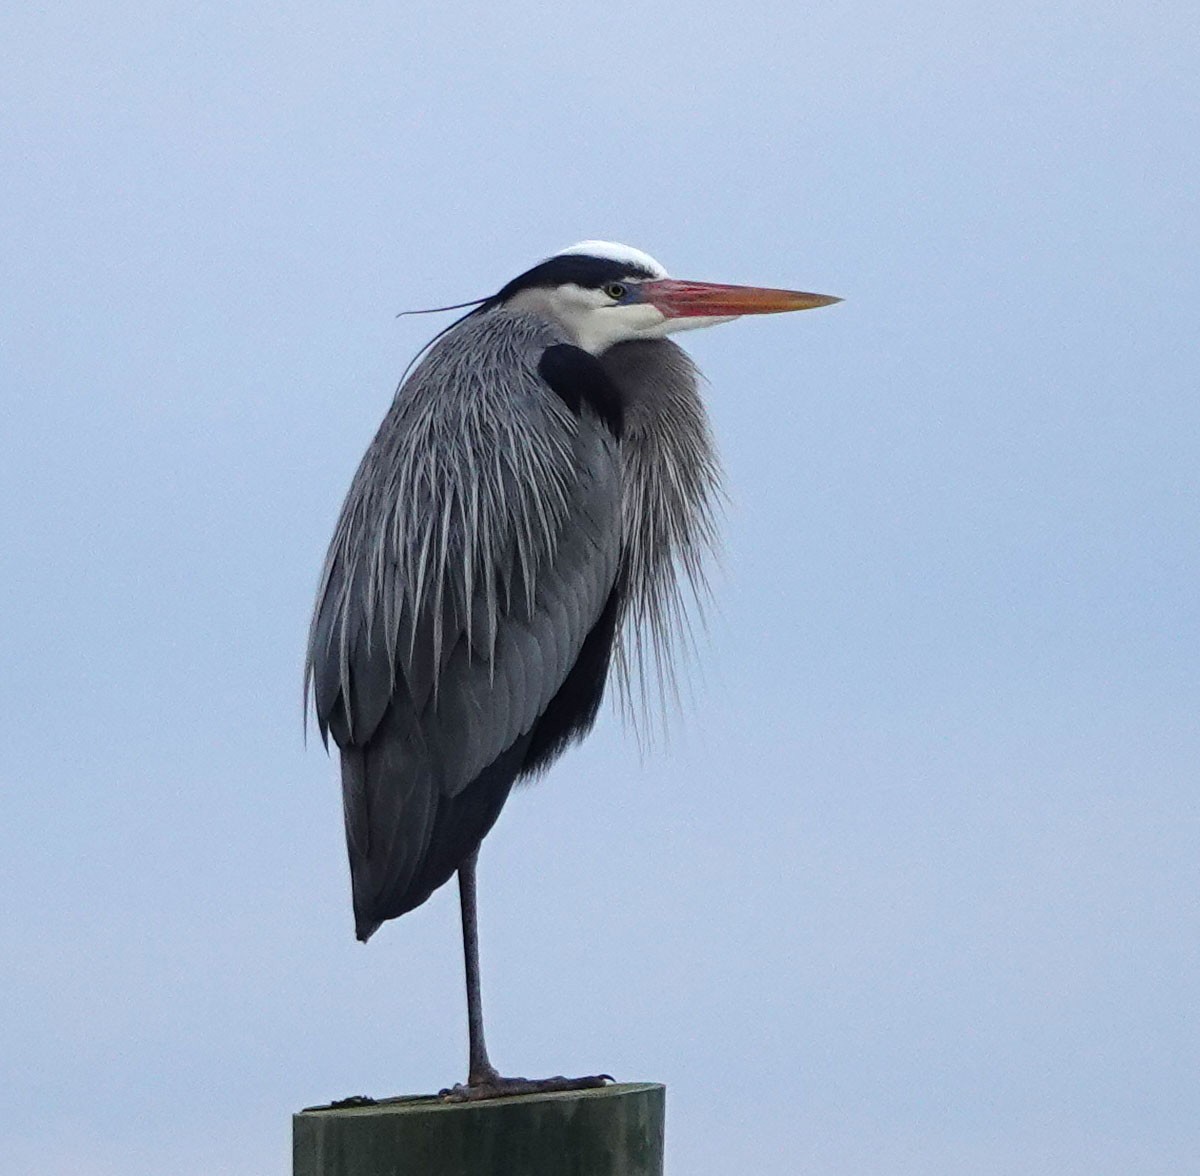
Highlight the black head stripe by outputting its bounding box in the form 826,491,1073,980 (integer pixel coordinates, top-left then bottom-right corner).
488,254,657,306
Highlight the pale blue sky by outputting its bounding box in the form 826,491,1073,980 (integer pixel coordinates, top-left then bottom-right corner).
2,4,1197,1174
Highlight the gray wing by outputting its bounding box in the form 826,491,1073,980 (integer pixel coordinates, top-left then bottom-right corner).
305,311,624,937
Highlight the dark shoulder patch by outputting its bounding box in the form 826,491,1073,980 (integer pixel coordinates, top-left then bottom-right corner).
538,344,624,439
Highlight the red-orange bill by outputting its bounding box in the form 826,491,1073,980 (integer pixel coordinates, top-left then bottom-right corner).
640,278,842,318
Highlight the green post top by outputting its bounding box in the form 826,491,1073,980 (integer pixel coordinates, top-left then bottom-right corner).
294,1081,665,1176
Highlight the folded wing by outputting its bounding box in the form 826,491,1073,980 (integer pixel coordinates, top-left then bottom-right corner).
306,311,625,938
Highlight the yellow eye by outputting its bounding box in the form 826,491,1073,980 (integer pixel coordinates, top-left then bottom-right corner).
603,282,627,300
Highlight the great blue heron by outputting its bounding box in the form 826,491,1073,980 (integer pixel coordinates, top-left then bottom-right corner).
306,241,839,1099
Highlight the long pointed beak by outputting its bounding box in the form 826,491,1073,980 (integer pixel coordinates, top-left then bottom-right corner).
639,278,842,318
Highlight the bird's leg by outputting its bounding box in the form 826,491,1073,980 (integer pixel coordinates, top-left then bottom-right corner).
459,848,500,1085
439,849,612,1102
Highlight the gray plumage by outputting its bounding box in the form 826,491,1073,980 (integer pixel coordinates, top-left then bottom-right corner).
605,338,723,724
306,306,719,939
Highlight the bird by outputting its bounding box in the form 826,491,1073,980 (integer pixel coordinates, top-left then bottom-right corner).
306,240,839,1100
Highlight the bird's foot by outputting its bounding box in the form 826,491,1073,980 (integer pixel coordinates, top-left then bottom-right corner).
439,1069,613,1103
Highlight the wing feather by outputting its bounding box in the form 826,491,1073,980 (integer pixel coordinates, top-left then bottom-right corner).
305,310,625,933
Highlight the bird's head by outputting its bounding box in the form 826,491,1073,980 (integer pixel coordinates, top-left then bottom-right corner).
489,240,840,355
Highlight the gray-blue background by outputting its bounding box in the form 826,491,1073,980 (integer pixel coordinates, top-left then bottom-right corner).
3,4,1196,1173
